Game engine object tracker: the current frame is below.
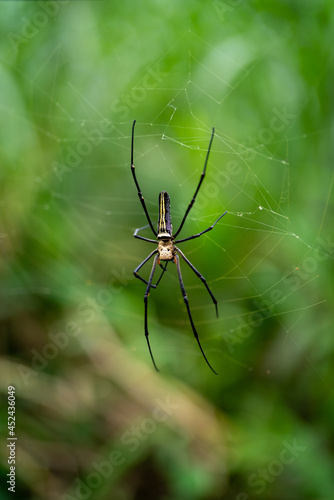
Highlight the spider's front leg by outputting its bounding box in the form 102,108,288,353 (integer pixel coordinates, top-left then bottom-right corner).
144,254,160,371
174,253,218,375
176,246,218,317
133,249,168,288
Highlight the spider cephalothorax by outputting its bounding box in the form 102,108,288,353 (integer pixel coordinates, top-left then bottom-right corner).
131,120,227,373
158,238,175,262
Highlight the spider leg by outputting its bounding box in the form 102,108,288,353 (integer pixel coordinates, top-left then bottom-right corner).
175,211,227,244
174,127,215,238
144,254,160,371
134,225,157,243
155,261,168,287
133,249,167,288
131,121,157,237
174,253,218,375
175,246,219,317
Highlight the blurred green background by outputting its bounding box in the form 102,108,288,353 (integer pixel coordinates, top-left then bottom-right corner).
1,1,334,499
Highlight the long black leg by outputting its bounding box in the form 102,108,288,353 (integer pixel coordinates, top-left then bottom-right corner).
140,261,168,288
133,249,167,287
155,261,168,288
134,225,157,243
174,254,218,374
144,254,159,371
175,211,227,244
174,127,215,238
176,246,219,317
131,121,157,237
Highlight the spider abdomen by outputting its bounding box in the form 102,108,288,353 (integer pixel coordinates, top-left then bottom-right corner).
157,191,172,238
158,239,175,261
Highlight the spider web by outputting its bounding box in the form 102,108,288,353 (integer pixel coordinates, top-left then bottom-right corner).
1,16,332,382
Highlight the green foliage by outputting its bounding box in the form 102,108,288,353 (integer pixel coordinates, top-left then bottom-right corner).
1,1,333,499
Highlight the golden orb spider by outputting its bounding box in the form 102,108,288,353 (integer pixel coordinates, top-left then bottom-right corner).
131,121,227,373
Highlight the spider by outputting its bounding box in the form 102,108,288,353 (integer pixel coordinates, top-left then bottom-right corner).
131,121,227,374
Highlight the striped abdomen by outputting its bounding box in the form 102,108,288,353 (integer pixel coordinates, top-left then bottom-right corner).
158,191,172,238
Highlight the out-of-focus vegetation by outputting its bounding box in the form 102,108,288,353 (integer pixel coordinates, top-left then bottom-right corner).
0,1,333,499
